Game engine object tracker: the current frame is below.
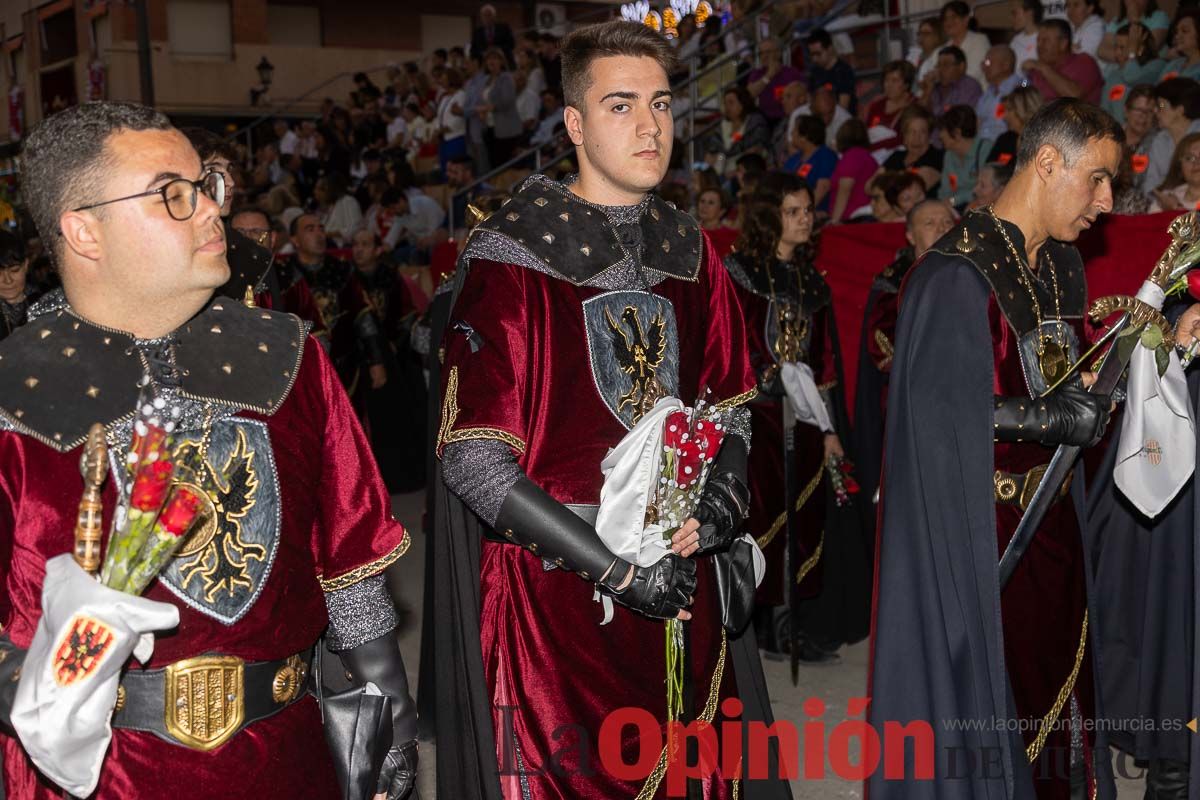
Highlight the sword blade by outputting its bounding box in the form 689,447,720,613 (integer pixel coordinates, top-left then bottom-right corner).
784,399,801,686
998,311,1133,588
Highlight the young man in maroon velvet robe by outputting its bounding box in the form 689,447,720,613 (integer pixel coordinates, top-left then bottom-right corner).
869,99,1119,799
433,20,789,800
0,103,418,799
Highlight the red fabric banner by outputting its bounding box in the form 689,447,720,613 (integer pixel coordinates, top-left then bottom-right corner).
817,211,1185,411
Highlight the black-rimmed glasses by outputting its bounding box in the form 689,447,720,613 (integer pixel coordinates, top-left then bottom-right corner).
72,171,226,222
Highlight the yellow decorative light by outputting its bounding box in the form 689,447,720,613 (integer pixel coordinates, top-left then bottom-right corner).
695,0,712,26
644,10,662,30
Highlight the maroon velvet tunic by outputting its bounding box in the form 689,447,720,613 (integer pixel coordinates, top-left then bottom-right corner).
0,312,407,799
439,234,755,799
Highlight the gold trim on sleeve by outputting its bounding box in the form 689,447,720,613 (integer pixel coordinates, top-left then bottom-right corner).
1026,610,1088,764
816,379,838,392
318,531,411,592
873,329,894,368
436,366,527,456
443,426,527,454
715,387,758,411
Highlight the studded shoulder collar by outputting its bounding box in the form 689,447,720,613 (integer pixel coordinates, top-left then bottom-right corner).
0,298,308,452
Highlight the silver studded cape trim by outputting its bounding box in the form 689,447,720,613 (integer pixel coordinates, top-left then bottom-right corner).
442,439,523,527
723,254,762,297
323,573,399,651
26,288,67,320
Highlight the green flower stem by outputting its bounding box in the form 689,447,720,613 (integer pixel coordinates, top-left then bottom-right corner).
122,527,187,595
100,511,156,590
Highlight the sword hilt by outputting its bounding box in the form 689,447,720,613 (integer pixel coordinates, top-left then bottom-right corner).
74,423,108,575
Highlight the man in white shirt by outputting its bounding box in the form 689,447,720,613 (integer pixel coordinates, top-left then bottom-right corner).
384,187,446,257
274,118,298,157
797,85,852,149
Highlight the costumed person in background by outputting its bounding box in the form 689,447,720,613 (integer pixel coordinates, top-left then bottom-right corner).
0,102,418,799
852,198,955,506
723,175,869,665
289,213,388,405
0,231,33,342
869,98,1120,799
228,208,328,343
433,21,790,800
350,228,427,492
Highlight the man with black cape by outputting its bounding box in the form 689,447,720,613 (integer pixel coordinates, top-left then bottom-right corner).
868,98,1119,799
429,20,791,800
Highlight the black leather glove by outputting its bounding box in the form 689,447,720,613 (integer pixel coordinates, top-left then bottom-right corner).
337,634,418,800
693,435,750,555
495,477,697,620
993,384,1111,447
601,553,697,620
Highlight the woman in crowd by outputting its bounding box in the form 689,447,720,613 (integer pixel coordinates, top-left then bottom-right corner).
722,175,867,661
1140,77,1200,195
721,85,772,174
696,186,739,256
1101,26,1163,124
862,60,917,151
882,105,944,197
1124,84,1157,156
1099,0,1170,61
969,161,1012,208
0,231,31,343
939,105,991,207
313,173,364,247
863,170,927,222
829,119,879,221
1066,0,1105,58
1010,0,1043,66
1153,132,1200,210
514,45,546,95
907,19,945,91
986,84,1043,165
436,68,468,176
784,114,838,209
1162,9,1200,81
478,47,522,167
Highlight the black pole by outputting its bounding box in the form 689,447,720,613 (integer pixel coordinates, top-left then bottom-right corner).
134,0,154,106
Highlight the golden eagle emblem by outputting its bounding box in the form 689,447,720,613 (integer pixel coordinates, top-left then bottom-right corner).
604,305,668,424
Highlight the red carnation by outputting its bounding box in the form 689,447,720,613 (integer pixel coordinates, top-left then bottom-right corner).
130,461,173,511
675,442,703,486
1109,84,1126,102
663,411,690,450
1131,154,1150,174
158,488,201,537
1187,270,1200,301
994,102,1005,120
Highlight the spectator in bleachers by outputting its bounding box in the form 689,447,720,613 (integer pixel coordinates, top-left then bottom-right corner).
986,84,1043,164
472,4,515,66
938,105,991,206
829,119,878,221
446,155,494,228
436,68,468,175
697,187,739,256
540,34,563,93
800,84,853,149
721,86,772,173
314,173,363,247
1161,9,1200,82
862,171,927,222
806,28,857,113
449,46,466,71
1122,84,1156,149
926,45,983,116
773,80,810,164
863,60,917,151
1152,131,1200,210
515,46,546,95
0,231,31,343
747,38,804,123
462,52,491,174
182,127,238,217
1139,77,1200,194
1066,0,1105,57
977,45,1021,141
970,160,1013,207
883,105,944,197
1023,18,1103,103
785,115,838,208
1099,0,1170,62
940,1,991,83
479,48,522,167
1010,0,1043,67
383,186,445,258
515,71,541,138
530,90,565,148
734,152,768,198
1100,26,1163,125
908,19,945,89
274,118,299,158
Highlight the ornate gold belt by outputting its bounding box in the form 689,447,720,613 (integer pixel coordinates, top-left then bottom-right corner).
994,464,1073,511
112,648,312,751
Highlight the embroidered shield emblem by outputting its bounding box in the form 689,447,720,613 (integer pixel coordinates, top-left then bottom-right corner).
1145,439,1163,465
583,291,680,429
1017,320,1081,398
53,615,114,686
154,418,280,625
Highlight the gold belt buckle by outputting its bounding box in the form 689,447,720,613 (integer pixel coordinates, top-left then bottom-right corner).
163,655,245,752
1018,464,1049,511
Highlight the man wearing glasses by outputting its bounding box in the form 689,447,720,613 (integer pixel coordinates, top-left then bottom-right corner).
0,103,419,799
